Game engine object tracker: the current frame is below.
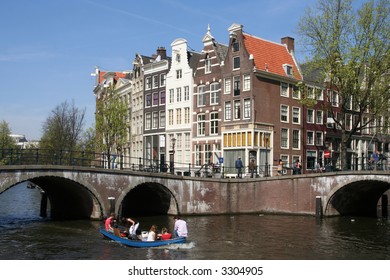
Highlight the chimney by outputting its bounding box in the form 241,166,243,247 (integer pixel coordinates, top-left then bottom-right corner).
156,47,167,59
281,37,294,54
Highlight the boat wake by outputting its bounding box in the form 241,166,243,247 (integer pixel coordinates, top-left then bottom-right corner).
154,240,196,250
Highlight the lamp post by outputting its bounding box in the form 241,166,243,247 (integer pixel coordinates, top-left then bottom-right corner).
170,137,176,175
264,133,270,177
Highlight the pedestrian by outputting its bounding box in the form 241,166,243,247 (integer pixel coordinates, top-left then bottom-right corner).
315,161,322,173
249,158,256,178
105,212,115,232
277,159,283,176
293,159,301,175
235,157,244,178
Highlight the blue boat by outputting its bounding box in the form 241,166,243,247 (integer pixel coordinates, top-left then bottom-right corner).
99,227,186,248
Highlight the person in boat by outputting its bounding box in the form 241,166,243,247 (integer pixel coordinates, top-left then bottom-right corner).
105,213,115,232
146,225,157,241
159,227,172,240
127,217,139,240
174,216,188,238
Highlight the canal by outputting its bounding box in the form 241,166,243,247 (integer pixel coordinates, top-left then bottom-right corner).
0,182,389,260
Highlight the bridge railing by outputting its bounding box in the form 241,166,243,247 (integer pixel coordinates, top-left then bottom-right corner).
2,148,388,177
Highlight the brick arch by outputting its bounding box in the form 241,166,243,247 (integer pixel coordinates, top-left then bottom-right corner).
324,175,390,217
116,181,179,217
0,173,104,220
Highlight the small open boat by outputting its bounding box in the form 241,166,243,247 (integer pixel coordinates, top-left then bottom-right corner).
99,227,186,248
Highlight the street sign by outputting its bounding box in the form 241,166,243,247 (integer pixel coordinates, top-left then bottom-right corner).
219,157,224,164
324,150,331,158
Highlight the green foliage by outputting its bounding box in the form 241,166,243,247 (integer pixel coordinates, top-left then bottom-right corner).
95,85,128,168
298,0,390,166
0,120,17,165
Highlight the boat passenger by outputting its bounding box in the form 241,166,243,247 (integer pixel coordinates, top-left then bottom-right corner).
127,218,139,240
174,216,188,238
160,227,172,240
105,213,115,232
147,225,157,241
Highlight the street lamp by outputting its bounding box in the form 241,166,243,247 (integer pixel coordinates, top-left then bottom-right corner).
170,137,176,175
264,133,270,177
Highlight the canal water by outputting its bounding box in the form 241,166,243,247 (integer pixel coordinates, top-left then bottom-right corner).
0,182,389,260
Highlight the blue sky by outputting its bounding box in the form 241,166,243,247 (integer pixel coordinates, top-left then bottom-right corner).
1,0,324,140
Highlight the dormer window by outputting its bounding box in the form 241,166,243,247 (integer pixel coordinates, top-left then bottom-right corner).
283,64,293,76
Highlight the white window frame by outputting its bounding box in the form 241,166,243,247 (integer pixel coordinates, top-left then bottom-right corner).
281,128,289,149
224,78,231,94
281,105,289,123
243,74,250,91
281,82,289,97
292,107,300,124
307,131,314,145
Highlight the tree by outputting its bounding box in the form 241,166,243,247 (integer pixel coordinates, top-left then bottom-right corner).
0,120,16,149
298,0,390,169
40,100,86,152
95,85,128,169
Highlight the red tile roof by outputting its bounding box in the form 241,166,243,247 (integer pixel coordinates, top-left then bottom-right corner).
243,33,302,80
98,71,127,84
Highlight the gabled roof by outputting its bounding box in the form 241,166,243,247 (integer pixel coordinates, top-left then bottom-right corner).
98,71,128,84
243,33,302,80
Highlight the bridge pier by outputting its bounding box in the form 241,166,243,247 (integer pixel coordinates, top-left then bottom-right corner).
40,191,47,218
108,197,115,216
315,196,323,218
382,195,388,218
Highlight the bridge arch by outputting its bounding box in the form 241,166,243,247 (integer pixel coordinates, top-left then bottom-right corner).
117,181,179,217
324,175,390,217
0,175,104,220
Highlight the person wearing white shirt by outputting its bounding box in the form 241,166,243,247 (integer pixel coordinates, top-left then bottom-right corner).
174,216,188,238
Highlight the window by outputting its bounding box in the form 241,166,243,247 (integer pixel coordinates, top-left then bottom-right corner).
205,54,211,73
281,105,289,122
176,87,182,102
281,83,289,97
145,113,151,130
244,99,250,118
243,74,250,91
307,87,315,99
159,111,165,128
210,112,219,135
152,92,159,106
292,107,300,124
292,85,300,99
145,77,152,90
232,40,239,52
168,109,173,126
332,91,339,107
205,144,211,164
281,128,289,148
316,88,323,100
195,145,202,166
153,75,158,88
176,108,182,124
316,132,323,146
184,86,189,101
145,94,151,107
345,114,352,131
169,89,174,103
292,129,300,149
233,57,240,69
176,53,181,63
152,112,158,128
160,91,165,105
225,101,231,120
316,110,323,124
176,69,182,79
185,133,190,150
197,114,205,136
327,111,334,128
210,83,220,105
224,78,231,94
197,85,206,106
184,107,190,124
307,131,314,145
160,73,166,86
283,64,293,76
234,76,240,96
234,100,241,119
307,109,314,123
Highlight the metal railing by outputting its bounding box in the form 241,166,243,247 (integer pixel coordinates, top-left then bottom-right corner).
1,148,388,178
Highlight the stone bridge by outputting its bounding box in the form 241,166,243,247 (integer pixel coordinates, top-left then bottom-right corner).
0,165,389,219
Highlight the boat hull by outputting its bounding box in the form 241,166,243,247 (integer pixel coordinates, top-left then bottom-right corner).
99,227,186,248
